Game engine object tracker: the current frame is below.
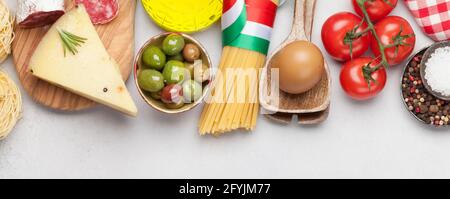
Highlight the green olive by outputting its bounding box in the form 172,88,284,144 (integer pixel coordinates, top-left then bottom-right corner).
168,53,184,62
194,62,210,83
183,43,201,62
162,60,186,84
182,80,203,102
142,46,166,70
138,69,165,92
165,100,185,109
149,91,162,100
162,34,185,56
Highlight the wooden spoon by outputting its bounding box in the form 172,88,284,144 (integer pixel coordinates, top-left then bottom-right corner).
260,0,331,124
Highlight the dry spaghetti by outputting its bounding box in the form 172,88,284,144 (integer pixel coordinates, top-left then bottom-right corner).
0,70,22,140
199,0,278,136
0,0,14,63
199,47,265,135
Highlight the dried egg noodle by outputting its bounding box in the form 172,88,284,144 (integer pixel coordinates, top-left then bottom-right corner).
0,0,14,63
0,70,22,140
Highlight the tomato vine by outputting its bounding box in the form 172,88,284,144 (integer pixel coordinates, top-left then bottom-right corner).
354,0,414,86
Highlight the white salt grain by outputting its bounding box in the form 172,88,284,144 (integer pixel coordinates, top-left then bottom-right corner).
424,46,450,97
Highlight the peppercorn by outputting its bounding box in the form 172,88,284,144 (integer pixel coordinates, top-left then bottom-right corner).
414,56,421,62
402,52,449,127
430,105,439,113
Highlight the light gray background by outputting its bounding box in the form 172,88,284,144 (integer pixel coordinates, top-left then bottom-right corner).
1,0,447,179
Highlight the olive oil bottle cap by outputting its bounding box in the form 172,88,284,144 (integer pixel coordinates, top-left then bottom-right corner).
142,0,223,33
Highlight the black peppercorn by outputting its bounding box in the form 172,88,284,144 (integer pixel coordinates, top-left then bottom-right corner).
402,51,449,127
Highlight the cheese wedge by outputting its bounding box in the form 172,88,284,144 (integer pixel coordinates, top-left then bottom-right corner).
29,5,137,116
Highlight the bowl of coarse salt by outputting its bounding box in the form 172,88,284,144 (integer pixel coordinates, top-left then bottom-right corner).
420,41,450,101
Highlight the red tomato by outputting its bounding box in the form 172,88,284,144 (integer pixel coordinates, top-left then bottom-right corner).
340,57,387,100
352,0,398,22
321,12,371,62
371,16,416,65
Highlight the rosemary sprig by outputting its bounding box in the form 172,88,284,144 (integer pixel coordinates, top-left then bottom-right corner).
58,29,87,57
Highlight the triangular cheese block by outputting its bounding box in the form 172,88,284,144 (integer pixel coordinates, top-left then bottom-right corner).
29,5,137,116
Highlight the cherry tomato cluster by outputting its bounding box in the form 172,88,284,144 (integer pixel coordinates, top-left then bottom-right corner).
321,0,416,100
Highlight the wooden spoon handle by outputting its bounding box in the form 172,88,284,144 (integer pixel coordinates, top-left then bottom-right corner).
288,0,308,41
304,0,317,40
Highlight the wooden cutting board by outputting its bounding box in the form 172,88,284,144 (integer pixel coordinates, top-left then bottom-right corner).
12,0,137,111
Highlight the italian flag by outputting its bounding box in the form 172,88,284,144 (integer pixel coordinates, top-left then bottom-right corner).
222,0,278,55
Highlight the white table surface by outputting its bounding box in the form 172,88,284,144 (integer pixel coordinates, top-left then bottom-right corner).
1,0,448,179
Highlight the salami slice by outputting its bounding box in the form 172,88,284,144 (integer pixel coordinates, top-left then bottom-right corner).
16,0,65,28
75,0,120,25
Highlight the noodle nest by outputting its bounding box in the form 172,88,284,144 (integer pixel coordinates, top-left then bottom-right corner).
0,70,22,140
0,0,19,140
0,0,14,63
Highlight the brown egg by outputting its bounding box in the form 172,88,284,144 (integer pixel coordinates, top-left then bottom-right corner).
270,41,325,94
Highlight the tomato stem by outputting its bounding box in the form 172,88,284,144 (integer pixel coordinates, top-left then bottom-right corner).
355,0,397,87
344,20,366,59
356,0,389,68
362,62,378,90
383,0,394,7
354,26,372,38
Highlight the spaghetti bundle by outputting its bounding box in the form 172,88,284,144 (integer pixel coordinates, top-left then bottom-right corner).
199,0,278,135
0,0,14,63
0,70,22,140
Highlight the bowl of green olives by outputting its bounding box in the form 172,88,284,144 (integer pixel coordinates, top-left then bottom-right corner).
134,32,212,114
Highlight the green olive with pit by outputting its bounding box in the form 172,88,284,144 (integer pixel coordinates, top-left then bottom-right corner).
138,69,165,93
162,34,185,56
162,60,186,84
142,46,166,70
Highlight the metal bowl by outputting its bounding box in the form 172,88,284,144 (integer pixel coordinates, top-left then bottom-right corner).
401,46,450,127
420,41,450,101
134,32,212,114
401,47,429,125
